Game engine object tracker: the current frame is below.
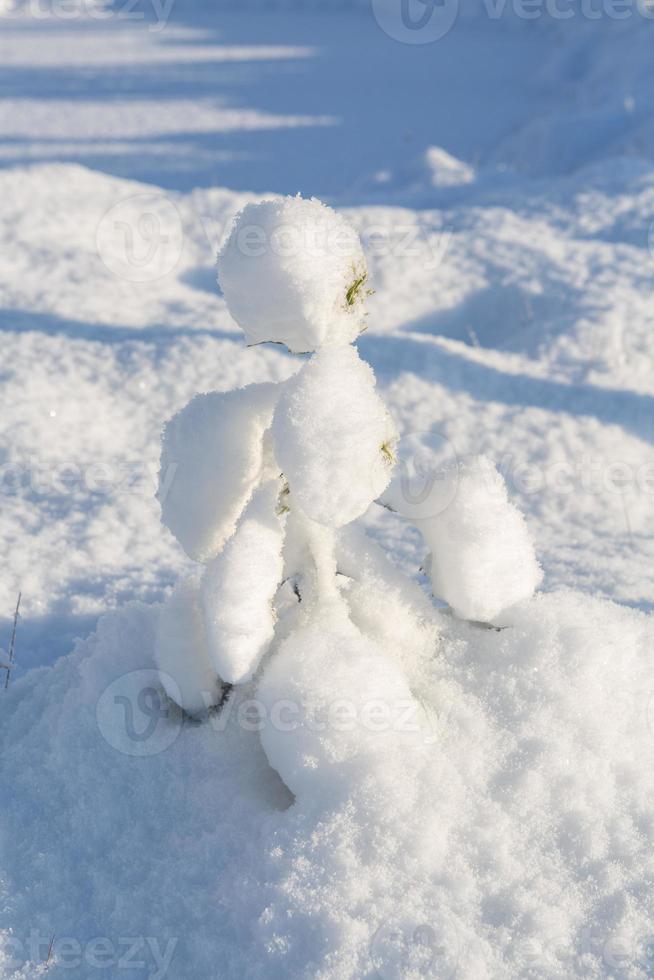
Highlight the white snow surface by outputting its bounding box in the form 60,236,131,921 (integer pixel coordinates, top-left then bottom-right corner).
2,5,654,979
258,596,426,802
2,593,654,978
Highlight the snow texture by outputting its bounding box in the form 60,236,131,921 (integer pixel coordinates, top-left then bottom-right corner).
218,196,368,353
202,478,286,684
272,346,397,527
158,382,280,563
3,592,654,978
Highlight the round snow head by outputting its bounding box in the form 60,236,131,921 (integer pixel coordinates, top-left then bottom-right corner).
218,196,368,354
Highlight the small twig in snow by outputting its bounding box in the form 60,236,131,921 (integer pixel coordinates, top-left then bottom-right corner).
4,592,21,691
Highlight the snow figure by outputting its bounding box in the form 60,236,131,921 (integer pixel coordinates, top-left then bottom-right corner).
154,195,541,801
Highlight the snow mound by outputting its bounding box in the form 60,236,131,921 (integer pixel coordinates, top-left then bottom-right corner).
158,382,280,563
218,196,368,354
272,346,397,527
421,146,476,188
1,592,653,977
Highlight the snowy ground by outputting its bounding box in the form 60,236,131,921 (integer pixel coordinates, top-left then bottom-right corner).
1,3,654,978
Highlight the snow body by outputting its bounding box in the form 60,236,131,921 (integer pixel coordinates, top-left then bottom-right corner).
271,345,397,527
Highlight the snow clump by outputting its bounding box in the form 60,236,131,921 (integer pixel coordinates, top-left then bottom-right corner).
271,345,397,527
158,382,279,563
217,196,368,354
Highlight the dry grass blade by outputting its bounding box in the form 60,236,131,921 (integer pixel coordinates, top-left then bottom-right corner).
4,592,21,691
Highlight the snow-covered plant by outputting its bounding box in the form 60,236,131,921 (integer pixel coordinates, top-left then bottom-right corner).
155,195,541,801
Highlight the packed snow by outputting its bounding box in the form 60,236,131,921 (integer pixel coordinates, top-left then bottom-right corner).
1,3,654,979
